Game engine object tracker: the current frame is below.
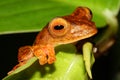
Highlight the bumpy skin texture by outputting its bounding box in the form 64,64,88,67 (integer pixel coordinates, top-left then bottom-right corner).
8,7,97,74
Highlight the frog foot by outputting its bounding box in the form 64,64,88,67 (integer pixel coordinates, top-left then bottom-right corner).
33,45,56,65
8,46,34,74
18,46,34,63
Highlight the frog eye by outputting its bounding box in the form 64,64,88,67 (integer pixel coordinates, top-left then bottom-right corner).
48,18,70,37
83,7,92,20
73,7,92,20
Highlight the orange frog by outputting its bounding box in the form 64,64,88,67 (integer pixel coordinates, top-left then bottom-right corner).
9,7,97,74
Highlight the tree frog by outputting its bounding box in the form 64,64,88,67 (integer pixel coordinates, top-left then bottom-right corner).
9,7,97,73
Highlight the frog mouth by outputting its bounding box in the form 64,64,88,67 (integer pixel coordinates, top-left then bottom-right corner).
56,29,97,46
67,31,97,45
66,24,98,44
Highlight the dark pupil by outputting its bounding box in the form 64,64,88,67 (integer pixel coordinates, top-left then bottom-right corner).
54,25,64,30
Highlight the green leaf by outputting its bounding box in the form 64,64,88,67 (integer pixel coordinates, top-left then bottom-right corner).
3,44,88,80
83,42,95,79
0,0,119,34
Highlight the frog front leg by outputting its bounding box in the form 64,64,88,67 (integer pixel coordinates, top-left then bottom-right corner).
33,45,56,65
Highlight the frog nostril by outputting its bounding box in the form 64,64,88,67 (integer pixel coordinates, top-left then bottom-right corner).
54,25,64,30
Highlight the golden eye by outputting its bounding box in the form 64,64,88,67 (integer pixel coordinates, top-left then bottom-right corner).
48,18,70,37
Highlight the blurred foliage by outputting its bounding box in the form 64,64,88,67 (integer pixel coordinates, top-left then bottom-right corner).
0,0,119,34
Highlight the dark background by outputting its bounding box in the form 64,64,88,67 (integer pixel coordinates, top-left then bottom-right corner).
0,12,120,80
